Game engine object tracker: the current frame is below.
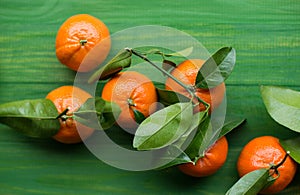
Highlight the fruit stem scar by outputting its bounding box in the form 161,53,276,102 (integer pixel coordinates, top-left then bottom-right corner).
80,40,88,46
128,48,209,108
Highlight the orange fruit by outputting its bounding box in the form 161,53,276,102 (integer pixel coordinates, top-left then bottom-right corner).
178,136,228,177
237,136,297,194
101,71,158,130
165,59,225,113
46,86,94,144
56,14,111,72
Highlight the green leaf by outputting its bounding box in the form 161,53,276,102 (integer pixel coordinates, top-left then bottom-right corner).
260,86,300,133
0,99,60,138
155,145,192,170
88,49,132,83
141,47,193,58
132,108,146,124
195,47,236,89
218,118,246,139
133,102,193,150
280,137,300,164
156,87,190,106
73,97,121,130
164,47,193,57
174,110,208,150
226,168,274,195
184,115,212,160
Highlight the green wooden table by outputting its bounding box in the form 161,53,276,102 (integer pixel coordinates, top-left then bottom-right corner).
1,0,299,194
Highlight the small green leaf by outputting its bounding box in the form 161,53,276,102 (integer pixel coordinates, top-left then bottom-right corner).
0,99,60,138
142,47,193,58
133,102,193,150
164,47,193,57
195,47,236,89
132,108,146,124
88,49,132,83
280,137,300,164
226,168,274,195
218,118,246,139
261,86,300,133
101,100,121,129
73,97,120,130
156,87,190,106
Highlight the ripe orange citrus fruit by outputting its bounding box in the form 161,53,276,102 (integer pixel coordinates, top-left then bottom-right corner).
165,59,225,113
178,136,228,177
46,86,94,144
56,14,111,72
101,71,158,130
237,136,297,194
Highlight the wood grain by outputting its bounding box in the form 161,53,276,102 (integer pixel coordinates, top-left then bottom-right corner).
0,0,299,194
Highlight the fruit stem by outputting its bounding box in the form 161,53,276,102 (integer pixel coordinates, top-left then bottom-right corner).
128,48,209,108
56,108,69,121
272,151,290,170
80,40,88,46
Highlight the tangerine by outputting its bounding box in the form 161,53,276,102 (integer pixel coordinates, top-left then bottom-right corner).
56,14,111,72
237,136,297,194
46,86,94,144
165,59,225,113
101,71,157,130
178,136,228,177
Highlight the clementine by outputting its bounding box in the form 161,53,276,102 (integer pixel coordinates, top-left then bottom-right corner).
237,136,297,194
101,71,157,130
178,136,228,177
165,59,225,113
46,86,94,144
56,14,111,72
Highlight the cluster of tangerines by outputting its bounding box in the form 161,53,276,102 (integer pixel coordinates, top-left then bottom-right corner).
2,14,299,194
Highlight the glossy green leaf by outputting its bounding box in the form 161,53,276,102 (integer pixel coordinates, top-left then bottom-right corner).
155,145,192,170
195,47,236,89
88,49,132,83
218,118,246,139
173,110,208,150
226,168,273,195
133,102,193,150
0,99,60,138
184,116,211,160
280,137,300,164
73,97,121,130
260,86,300,133
156,87,190,106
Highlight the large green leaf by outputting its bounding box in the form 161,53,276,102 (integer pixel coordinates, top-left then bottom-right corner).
133,102,193,150
195,47,236,89
226,168,274,195
280,137,300,164
155,145,192,170
0,99,60,138
260,86,300,133
88,49,132,83
184,116,211,160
